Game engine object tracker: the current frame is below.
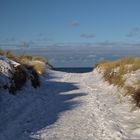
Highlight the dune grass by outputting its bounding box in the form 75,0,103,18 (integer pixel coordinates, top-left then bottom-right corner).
0,49,53,75
96,57,140,87
96,57,140,107
30,62,46,75
19,55,50,75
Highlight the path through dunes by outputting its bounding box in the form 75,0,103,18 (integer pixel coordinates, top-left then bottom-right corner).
0,70,140,140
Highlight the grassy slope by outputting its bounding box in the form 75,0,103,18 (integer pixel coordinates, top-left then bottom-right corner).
95,57,140,107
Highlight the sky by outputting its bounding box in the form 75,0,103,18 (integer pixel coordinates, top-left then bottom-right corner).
0,0,140,48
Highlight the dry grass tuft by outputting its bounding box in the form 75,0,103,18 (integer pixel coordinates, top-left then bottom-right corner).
19,55,53,70
30,62,46,75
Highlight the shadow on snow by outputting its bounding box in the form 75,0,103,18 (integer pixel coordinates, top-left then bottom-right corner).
0,71,87,140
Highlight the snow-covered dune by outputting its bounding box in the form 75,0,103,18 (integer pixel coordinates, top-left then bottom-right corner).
0,56,40,94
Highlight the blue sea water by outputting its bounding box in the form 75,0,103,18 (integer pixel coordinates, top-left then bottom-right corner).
12,47,140,69
55,67,93,73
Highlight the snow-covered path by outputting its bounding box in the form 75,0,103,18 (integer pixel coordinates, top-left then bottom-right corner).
0,70,140,140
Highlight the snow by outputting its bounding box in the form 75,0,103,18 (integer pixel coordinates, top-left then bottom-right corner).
0,56,20,88
0,56,20,77
0,68,140,140
124,69,140,88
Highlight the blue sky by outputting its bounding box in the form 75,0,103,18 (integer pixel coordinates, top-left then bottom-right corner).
0,0,140,47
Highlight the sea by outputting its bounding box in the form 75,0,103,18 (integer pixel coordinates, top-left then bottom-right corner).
55,67,93,73
11,46,140,73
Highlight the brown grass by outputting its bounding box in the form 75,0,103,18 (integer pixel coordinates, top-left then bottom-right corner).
133,89,140,107
19,55,53,69
31,62,46,75
95,57,140,107
19,55,47,63
124,86,136,96
96,57,140,87
0,49,53,74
